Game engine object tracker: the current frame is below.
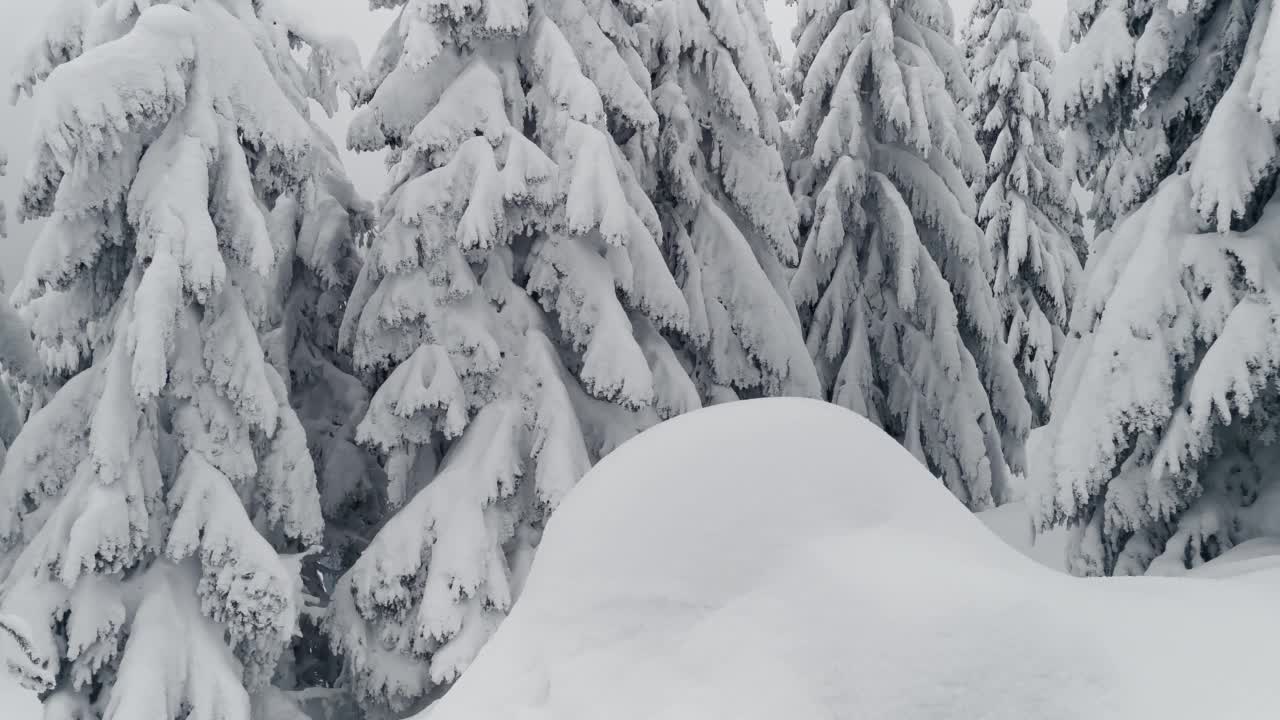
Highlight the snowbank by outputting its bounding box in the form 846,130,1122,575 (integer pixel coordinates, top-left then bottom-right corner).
1185,538,1280,582
421,398,1280,720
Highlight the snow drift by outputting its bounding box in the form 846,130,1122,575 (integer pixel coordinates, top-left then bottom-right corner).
420,398,1280,720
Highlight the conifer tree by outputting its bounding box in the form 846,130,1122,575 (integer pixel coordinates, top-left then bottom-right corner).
0,2,368,717
0,151,22,456
642,0,820,402
1052,0,1255,234
962,0,1083,424
1033,0,1280,577
266,102,383,718
0,271,39,463
0,147,6,238
789,0,1031,509
328,1,700,713
0,357,16,471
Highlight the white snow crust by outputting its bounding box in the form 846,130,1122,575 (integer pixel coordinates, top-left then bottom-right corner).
419,397,1280,720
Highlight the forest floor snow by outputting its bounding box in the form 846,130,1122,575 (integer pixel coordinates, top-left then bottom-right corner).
419,398,1280,720
0,673,39,719
4,399,1277,718
976,497,1069,572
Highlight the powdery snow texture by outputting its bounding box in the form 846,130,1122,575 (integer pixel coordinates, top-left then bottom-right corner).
420,398,1280,720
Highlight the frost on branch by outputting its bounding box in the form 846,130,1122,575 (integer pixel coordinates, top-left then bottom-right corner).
962,0,1084,424
0,2,366,717
1032,0,1280,577
788,0,1031,509
329,0,704,711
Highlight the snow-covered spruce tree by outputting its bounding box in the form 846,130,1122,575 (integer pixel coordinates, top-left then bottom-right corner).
789,0,1031,509
0,2,370,717
1031,0,1280,577
329,0,700,713
1052,0,1254,234
0,150,22,456
962,0,1083,425
0,361,14,471
0,270,40,463
642,0,821,402
265,108,384,716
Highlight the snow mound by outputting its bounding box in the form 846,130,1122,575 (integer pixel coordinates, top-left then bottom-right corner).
422,399,1280,720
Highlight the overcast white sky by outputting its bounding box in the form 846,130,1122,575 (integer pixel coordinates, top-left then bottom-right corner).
0,0,1067,288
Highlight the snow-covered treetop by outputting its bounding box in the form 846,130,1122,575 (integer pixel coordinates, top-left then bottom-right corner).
643,0,821,401
10,0,361,376
964,0,1083,422
788,0,1031,508
650,0,797,258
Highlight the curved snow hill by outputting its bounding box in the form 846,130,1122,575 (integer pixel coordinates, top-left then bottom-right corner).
421,398,1280,720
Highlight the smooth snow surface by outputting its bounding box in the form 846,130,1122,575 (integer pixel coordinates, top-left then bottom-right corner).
0,672,38,720
421,398,1280,720
977,499,1069,572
